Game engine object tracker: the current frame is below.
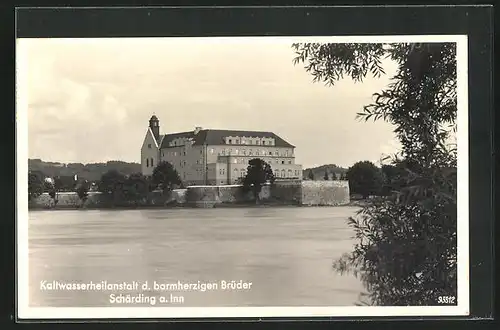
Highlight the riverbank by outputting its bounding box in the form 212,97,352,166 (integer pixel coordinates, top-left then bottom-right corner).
28,200,367,211
28,181,353,210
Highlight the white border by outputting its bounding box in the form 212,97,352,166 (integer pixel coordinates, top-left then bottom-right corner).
16,35,469,319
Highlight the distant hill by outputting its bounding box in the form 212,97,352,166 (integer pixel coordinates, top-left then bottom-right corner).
303,164,348,180
28,159,141,182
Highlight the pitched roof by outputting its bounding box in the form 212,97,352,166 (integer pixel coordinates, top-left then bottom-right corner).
159,129,295,149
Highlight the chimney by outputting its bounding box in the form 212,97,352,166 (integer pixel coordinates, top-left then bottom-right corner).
194,126,202,135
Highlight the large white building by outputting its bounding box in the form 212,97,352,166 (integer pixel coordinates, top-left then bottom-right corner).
141,115,303,186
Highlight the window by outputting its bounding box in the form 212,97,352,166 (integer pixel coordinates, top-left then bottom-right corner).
235,149,239,155
233,159,237,164
148,144,151,149
275,150,279,156
236,139,239,144
263,141,266,145
285,150,289,157
183,151,186,156
255,150,259,155
180,160,182,166
268,151,272,155
256,140,260,145
249,149,253,155
288,160,292,164
222,149,225,155
146,158,149,167
282,160,285,164
200,150,203,154
281,169,285,177
151,158,154,167
210,148,214,154
174,152,177,156
276,159,279,163
184,161,186,166
288,169,292,177
229,139,232,144
162,151,164,157
228,149,232,154
242,149,246,155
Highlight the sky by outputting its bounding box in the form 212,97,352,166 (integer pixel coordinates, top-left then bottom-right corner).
19,37,401,169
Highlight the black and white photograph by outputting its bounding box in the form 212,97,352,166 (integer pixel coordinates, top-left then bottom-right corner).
17,34,469,319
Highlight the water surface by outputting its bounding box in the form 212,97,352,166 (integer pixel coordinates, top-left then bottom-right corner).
28,207,364,307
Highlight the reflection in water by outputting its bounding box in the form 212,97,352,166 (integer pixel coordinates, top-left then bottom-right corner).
28,207,364,307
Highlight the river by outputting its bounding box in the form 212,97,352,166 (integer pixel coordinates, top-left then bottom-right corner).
28,206,364,307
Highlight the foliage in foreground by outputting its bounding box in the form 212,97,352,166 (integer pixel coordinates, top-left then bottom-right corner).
293,42,457,305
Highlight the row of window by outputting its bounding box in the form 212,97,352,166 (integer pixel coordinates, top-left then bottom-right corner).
145,158,154,168
225,138,274,146
160,148,292,158
228,158,292,165
226,168,299,178
219,148,290,157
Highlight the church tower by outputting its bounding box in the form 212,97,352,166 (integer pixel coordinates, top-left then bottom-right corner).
149,115,160,142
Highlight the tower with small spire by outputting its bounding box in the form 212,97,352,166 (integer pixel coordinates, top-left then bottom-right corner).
149,114,160,142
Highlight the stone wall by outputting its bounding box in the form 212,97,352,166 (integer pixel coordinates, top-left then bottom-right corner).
29,189,187,209
270,180,302,205
301,180,350,206
28,180,350,209
184,180,349,207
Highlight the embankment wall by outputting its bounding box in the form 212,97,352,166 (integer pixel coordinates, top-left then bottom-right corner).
28,180,350,209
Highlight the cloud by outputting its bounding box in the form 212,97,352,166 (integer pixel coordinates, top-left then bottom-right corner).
21,37,401,167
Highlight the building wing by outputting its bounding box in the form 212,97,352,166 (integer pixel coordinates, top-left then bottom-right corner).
160,129,294,148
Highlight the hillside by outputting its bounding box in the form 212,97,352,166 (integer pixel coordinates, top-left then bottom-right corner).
303,164,348,180
28,159,141,182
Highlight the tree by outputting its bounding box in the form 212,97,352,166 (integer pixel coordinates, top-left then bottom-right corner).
54,175,76,192
28,171,44,201
241,158,275,203
75,180,90,204
98,170,127,204
307,170,314,180
323,170,329,180
346,161,385,199
293,42,457,305
152,161,181,192
123,173,149,204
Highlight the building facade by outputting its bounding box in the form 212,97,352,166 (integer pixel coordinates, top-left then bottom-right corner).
141,115,303,186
